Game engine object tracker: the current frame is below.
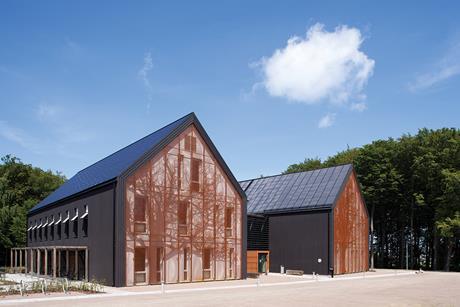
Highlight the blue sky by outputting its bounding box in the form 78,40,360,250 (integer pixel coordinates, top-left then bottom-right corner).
0,1,459,181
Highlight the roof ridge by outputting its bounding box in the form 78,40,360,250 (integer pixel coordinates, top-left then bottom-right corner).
239,163,353,183
76,112,194,175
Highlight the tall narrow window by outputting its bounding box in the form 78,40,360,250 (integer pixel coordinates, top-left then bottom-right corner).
28,224,33,241
225,207,233,237
134,247,146,284
56,213,62,240
184,135,196,152
43,217,49,241
156,247,164,282
33,221,37,241
63,211,70,239
178,201,189,235
134,195,146,233
228,248,234,278
203,248,212,280
38,219,43,241
49,215,55,241
191,158,201,192
72,208,79,237
183,248,189,281
81,205,88,237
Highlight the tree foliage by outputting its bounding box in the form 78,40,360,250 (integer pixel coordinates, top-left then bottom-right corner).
0,155,65,265
285,128,460,271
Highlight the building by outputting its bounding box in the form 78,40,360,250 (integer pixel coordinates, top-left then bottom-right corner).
20,113,247,286
241,164,369,275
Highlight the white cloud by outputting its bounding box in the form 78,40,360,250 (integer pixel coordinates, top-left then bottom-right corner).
0,120,40,152
318,113,336,128
409,41,460,92
254,23,375,106
37,103,58,121
138,52,154,100
350,102,367,112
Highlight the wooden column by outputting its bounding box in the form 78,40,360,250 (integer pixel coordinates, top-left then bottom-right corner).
25,249,28,273
53,248,57,278
58,250,61,277
37,249,41,275
19,249,23,271
10,249,13,270
44,249,48,276
75,250,78,280
85,248,89,281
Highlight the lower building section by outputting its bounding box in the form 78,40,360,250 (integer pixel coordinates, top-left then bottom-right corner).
247,250,269,274
269,212,330,275
10,246,88,280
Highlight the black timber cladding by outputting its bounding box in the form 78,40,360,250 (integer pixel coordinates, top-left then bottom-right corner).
27,184,115,285
240,164,352,214
269,211,330,275
247,215,269,251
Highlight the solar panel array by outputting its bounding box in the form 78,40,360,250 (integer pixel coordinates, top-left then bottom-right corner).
30,113,193,213
240,164,352,214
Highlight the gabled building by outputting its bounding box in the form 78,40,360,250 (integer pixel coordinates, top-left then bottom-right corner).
23,113,247,286
241,164,369,276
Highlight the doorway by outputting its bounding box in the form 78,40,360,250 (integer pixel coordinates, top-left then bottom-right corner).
258,253,268,273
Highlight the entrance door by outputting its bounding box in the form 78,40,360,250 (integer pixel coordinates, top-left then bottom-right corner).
258,253,268,273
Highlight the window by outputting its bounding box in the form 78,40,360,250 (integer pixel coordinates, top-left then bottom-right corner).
81,205,88,237
28,224,32,241
228,248,234,278
33,221,37,241
191,158,201,192
178,201,189,235
134,196,146,233
183,248,189,281
63,211,70,239
43,217,48,241
56,213,62,240
134,247,146,284
225,207,233,237
156,247,164,282
72,208,79,237
38,219,43,241
49,215,55,241
184,135,196,152
203,248,212,279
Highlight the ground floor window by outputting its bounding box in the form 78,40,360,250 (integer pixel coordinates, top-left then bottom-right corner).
134,247,146,284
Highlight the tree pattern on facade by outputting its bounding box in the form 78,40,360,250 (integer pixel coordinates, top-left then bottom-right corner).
125,125,242,285
334,173,369,274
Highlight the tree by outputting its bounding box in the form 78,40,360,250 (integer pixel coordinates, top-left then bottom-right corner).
0,155,65,266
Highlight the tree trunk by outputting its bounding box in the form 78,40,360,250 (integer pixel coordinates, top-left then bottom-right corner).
433,228,439,270
444,238,453,272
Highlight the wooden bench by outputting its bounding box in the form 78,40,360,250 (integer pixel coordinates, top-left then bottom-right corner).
286,269,304,276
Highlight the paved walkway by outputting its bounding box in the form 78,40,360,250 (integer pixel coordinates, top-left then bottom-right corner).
0,269,431,306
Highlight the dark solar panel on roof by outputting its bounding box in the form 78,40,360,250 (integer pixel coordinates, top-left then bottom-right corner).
30,113,193,213
240,164,353,214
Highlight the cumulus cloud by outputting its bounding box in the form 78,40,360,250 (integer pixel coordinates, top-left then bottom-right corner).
409,41,460,92
138,52,154,100
255,23,374,106
318,113,336,128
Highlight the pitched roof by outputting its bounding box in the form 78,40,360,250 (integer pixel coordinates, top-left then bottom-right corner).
240,164,353,215
29,113,193,213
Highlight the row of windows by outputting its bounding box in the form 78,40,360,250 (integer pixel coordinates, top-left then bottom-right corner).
133,197,234,236
28,205,89,242
133,246,235,283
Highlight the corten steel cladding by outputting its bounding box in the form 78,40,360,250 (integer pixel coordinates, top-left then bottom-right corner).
333,173,369,274
125,125,243,285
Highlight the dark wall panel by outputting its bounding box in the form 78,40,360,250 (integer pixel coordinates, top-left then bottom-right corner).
27,183,115,285
269,211,329,275
247,215,269,251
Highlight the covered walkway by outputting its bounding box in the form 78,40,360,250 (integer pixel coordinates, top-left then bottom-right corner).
10,246,88,280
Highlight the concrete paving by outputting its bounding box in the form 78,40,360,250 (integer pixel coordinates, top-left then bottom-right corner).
1,270,459,306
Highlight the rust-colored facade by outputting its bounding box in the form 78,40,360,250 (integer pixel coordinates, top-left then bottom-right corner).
333,172,369,274
125,125,243,285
